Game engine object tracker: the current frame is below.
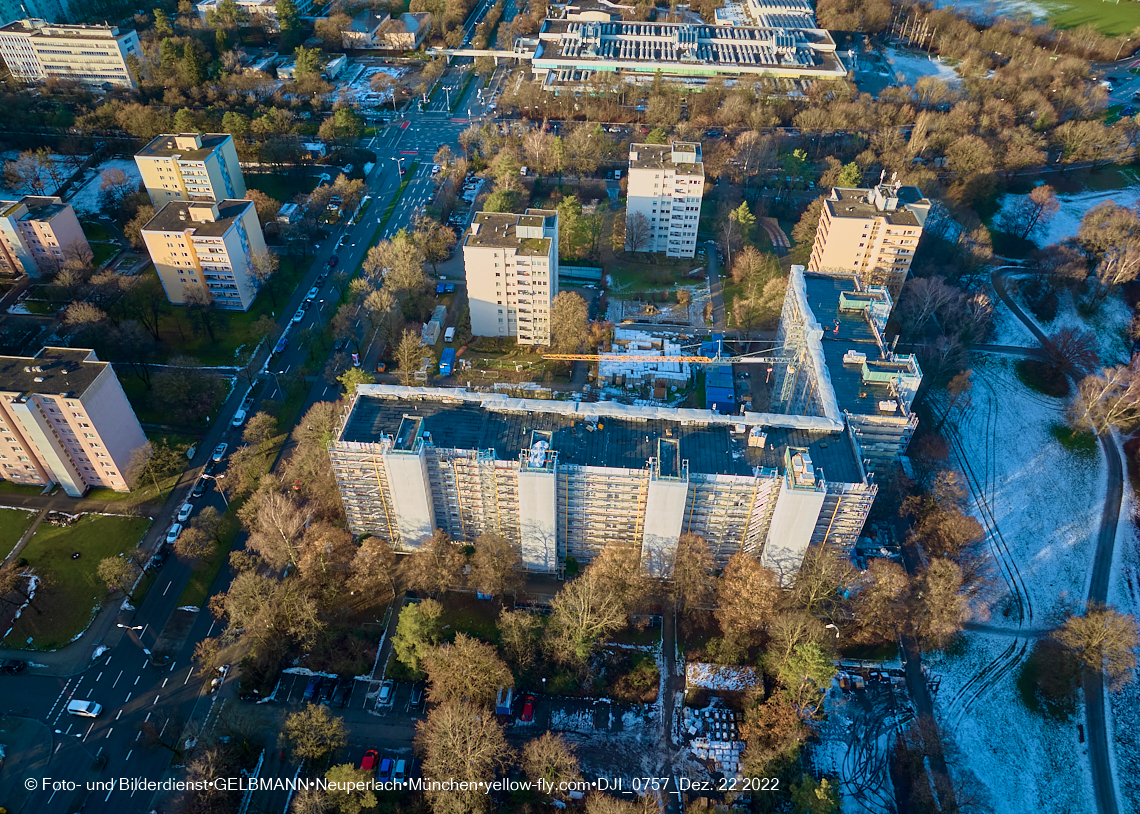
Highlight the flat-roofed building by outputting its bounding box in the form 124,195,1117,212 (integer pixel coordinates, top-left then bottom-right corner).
626,142,704,258
134,133,246,208
770,266,922,471
328,386,876,583
463,209,558,346
530,18,846,91
194,0,312,27
808,180,931,297
0,19,141,87
0,347,147,495
0,196,91,277
141,199,267,311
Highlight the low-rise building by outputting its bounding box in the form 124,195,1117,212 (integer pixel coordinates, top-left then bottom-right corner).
0,196,91,277
808,179,931,297
0,347,147,495
141,199,267,311
275,202,302,224
378,12,431,49
0,19,141,88
463,209,558,346
530,18,845,92
770,266,922,471
343,10,387,48
328,386,876,583
277,53,348,80
626,141,704,258
134,132,246,208
194,0,313,27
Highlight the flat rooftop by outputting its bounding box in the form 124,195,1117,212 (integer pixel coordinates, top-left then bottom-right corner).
804,274,908,418
137,133,230,161
465,210,555,254
339,389,865,485
143,200,251,237
629,143,704,175
824,187,925,227
0,347,105,397
0,20,125,40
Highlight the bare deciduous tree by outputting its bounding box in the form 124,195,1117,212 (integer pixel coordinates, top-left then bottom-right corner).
1055,604,1139,690
416,701,513,814
422,633,513,707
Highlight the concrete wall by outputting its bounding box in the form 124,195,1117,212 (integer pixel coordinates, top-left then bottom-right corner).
517,468,557,573
383,448,437,548
760,477,826,585
10,398,85,496
641,477,688,576
79,365,147,491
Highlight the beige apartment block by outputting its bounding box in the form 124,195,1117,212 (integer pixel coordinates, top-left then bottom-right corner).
141,200,267,311
626,142,704,258
0,196,91,278
134,133,246,208
0,347,147,495
463,209,558,346
808,181,931,297
0,19,141,88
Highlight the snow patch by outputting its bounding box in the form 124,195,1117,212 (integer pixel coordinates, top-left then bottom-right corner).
66,159,143,216
996,183,1140,249
882,46,961,87
685,662,761,691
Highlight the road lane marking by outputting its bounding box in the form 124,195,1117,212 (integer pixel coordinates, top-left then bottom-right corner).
140,624,148,636
134,676,140,685
96,672,102,682
162,582,170,596
125,750,132,761
162,678,168,687
105,786,114,802
135,732,141,741
116,710,122,720
124,693,131,703
112,671,123,688
154,695,160,705
105,727,113,739
83,722,94,741
169,662,176,673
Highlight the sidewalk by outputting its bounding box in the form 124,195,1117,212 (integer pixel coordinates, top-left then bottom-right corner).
0,490,161,517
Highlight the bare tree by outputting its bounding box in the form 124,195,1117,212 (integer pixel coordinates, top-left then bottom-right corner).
715,552,781,649
544,571,626,669
1041,326,1099,379
400,530,463,597
422,633,513,707
284,704,347,762
910,558,970,649
549,291,589,353
669,533,715,619
521,733,582,802
416,701,513,814
625,211,652,254
469,533,522,597
998,184,1060,240
394,327,430,386
1068,362,1140,435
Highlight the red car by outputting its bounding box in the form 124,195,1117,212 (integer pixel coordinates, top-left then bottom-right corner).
361,749,379,772
520,693,536,723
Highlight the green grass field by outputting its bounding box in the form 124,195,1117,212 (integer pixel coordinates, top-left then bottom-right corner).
3,514,152,650
0,508,38,558
91,243,120,268
245,172,321,206
1047,0,1140,35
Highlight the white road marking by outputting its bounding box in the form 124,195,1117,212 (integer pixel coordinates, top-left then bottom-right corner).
95,672,102,682
124,693,131,703
169,662,176,673
162,678,168,688
116,710,122,720
112,671,123,688
134,676,140,686
105,727,113,739
83,722,94,741
125,750,132,761
153,695,160,705
184,668,195,684
162,582,170,596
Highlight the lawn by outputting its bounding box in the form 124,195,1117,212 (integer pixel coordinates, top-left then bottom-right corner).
0,480,46,496
245,171,321,206
0,508,38,558
3,514,151,650
1048,0,1140,35
91,243,120,267
81,221,113,242
177,504,241,609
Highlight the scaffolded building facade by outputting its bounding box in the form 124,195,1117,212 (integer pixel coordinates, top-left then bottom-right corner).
329,386,876,582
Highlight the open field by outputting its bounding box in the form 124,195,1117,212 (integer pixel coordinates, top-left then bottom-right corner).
3,514,151,650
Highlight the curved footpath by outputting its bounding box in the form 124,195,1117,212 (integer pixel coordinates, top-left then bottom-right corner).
991,268,1122,814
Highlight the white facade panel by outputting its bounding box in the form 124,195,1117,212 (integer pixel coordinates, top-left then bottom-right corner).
761,478,826,584
382,449,436,548
641,477,689,576
517,468,557,573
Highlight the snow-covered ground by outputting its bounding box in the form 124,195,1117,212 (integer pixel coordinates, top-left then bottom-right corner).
882,46,960,87
339,66,406,108
926,351,1105,814
996,180,1140,249
928,0,1050,22
0,151,82,197
997,281,1132,366
1108,482,1140,814
65,159,143,216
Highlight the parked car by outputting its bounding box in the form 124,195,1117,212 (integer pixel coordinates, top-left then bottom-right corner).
432,164,441,175
351,352,360,367
445,283,455,293
379,758,394,782
67,700,103,718
393,759,407,782
318,679,337,705
204,459,220,476
231,409,247,428
149,548,168,569
176,502,193,522
191,477,207,498
361,749,379,772
212,443,228,462
166,523,183,545
306,287,320,300
332,680,353,707
520,693,536,722
292,307,305,323
378,680,395,707
326,254,339,269
409,683,424,709
0,659,27,674
302,676,323,702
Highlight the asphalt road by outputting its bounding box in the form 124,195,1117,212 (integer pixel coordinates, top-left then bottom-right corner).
991,266,1122,814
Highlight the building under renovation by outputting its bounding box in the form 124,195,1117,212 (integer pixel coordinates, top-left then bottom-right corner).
769,266,921,473
328,385,877,583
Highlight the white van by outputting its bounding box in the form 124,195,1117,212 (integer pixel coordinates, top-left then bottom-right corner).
67,700,103,718
393,759,407,782
444,327,456,343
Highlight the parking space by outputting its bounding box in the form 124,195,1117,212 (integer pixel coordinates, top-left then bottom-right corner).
273,673,428,718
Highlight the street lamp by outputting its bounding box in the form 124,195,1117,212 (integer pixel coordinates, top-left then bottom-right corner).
391,157,405,178
824,624,840,639
117,624,143,631
200,473,229,506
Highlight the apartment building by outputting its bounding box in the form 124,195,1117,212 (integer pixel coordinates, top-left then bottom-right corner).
0,196,91,277
0,19,141,88
195,0,313,27
463,209,559,346
329,386,876,583
808,180,931,297
626,142,704,259
770,266,922,471
134,133,246,208
141,200,267,311
0,347,147,496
